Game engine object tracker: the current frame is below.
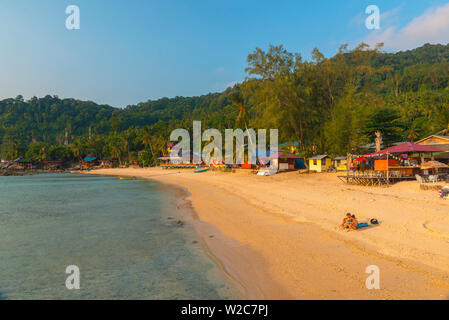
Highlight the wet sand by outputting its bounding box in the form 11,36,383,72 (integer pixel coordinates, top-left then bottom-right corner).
84,168,449,299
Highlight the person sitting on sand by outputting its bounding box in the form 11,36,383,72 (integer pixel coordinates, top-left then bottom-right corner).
341,213,358,231
341,213,351,227
351,215,358,230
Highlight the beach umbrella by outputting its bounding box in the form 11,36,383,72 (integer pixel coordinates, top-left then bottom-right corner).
420,160,449,170
355,156,368,161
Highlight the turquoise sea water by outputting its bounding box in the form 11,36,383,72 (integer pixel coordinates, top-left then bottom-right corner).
0,174,237,299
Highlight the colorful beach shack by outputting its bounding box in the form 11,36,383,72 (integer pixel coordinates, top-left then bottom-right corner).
43,160,65,170
158,155,198,169
269,152,303,171
416,135,449,164
81,156,98,169
13,158,33,170
416,135,449,151
375,142,443,177
339,142,445,186
308,155,331,172
333,156,347,171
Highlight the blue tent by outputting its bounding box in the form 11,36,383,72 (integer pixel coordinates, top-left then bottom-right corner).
83,156,97,162
280,141,300,146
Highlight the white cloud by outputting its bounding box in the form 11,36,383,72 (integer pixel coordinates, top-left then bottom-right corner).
379,5,402,25
365,3,449,51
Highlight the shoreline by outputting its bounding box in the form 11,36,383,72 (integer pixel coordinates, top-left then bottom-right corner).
170,184,289,299
83,171,291,299
83,168,449,299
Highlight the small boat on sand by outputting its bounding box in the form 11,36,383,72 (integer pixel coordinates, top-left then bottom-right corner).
257,166,278,176
194,167,209,173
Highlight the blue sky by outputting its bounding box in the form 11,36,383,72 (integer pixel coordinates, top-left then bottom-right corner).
1,0,449,107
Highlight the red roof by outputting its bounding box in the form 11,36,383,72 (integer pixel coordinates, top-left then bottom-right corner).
378,142,443,154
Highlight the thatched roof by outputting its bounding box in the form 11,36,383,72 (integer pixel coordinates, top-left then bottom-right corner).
420,160,449,169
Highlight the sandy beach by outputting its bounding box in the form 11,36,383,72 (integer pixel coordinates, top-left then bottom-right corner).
84,168,449,299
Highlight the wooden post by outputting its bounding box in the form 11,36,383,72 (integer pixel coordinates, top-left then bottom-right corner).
347,154,352,177
386,152,390,185
346,153,352,184
346,154,349,177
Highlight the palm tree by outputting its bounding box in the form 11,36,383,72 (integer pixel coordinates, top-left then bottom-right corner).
121,135,130,165
142,126,154,157
109,138,122,165
230,92,258,164
231,92,247,129
38,144,48,162
71,139,85,162
407,126,419,143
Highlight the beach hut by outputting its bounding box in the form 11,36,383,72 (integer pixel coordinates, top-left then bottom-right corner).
416,135,449,163
158,156,198,169
374,142,444,177
308,155,331,172
13,158,33,170
377,142,443,164
239,150,302,170
333,156,347,171
43,160,64,170
159,156,179,168
268,152,303,171
416,135,449,151
81,156,98,169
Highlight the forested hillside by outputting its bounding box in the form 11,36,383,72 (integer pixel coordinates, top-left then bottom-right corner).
2,43,449,163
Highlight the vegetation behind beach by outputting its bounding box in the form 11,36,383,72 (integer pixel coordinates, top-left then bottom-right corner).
2,43,449,163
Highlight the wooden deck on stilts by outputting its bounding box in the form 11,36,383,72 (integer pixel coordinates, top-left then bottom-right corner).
338,174,416,186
